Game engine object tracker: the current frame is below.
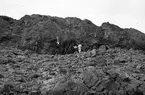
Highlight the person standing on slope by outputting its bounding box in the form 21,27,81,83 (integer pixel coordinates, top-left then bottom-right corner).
56,36,60,45
78,44,82,53
73,43,82,53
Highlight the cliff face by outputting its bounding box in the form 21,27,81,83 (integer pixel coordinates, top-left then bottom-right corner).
5,14,104,54
0,14,145,54
101,22,145,50
0,16,15,43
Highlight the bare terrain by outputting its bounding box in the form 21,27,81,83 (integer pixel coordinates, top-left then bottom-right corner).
0,15,145,95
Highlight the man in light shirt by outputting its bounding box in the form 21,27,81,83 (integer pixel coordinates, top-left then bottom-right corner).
78,44,82,53
73,44,82,53
56,36,59,45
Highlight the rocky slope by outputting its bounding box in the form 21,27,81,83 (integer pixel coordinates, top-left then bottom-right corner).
1,14,145,95
1,14,145,54
0,46,145,95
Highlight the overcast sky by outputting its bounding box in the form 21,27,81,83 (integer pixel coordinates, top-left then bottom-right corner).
0,0,145,32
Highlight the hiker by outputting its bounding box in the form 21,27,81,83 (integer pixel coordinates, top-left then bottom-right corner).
78,44,82,53
56,36,60,45
73,44,82,53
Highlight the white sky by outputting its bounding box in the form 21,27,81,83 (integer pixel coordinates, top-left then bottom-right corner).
0,0,145,32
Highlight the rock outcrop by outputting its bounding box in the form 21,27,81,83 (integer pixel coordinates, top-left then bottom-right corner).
0,15,145,54
1,14,145,95
0,16,18,47
13,14,104,54
101,22,145,50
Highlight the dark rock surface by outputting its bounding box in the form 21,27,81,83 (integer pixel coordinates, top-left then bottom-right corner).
1,14,145,95
0,47,145,95
1,14,145,54
101,22,145,50
0,16,18,47
13,14,103,54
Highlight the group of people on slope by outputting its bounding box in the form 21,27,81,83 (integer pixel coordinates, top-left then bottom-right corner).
56,36,82,53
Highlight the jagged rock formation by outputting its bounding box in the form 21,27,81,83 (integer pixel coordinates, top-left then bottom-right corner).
14,14,103,54
0,16,17,46
0,14,145,54
101,22,145,50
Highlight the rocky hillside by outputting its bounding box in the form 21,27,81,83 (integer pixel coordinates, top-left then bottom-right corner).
0,14,145,54
1,14,145,95
0,47,145,95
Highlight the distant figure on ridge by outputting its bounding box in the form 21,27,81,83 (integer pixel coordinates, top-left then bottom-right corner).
78,44,82,53
56,36,60,45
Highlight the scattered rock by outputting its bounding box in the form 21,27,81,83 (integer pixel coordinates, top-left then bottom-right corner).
0,17,145,95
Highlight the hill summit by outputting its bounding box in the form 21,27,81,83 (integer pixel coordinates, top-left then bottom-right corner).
0,14,145,54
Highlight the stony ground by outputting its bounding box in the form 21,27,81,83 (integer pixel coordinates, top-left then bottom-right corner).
0,47,145,95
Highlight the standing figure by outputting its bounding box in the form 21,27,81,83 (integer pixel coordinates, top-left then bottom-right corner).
78,44,82,53
56,36,60,45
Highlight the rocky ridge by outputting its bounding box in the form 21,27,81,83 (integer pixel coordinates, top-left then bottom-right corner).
0,14,145,95
1,14,145,54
